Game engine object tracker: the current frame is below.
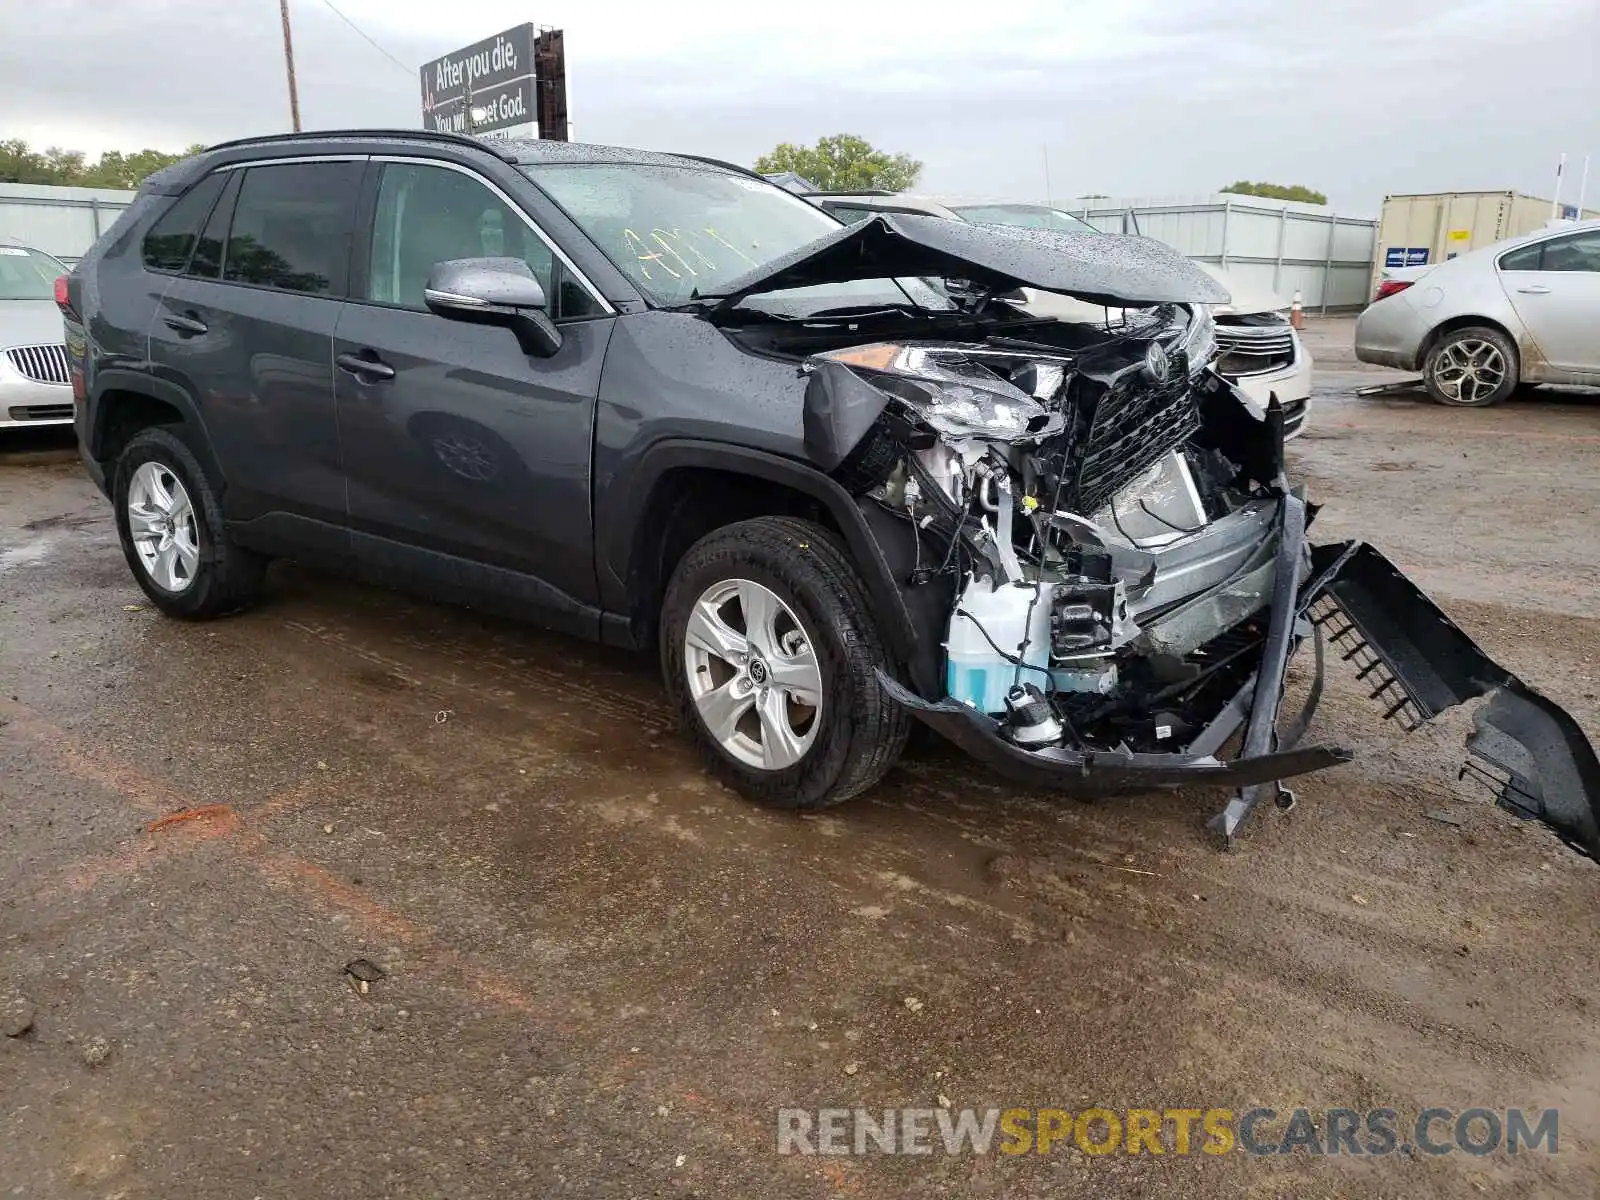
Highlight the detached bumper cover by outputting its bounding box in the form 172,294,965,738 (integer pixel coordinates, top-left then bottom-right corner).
880,511,1600,859
1311,540,1600,859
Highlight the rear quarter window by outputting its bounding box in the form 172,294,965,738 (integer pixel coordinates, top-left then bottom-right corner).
140,174,227,273
1497,243,1543,271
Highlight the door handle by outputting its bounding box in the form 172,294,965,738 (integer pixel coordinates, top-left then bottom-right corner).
335,351,396,381
163,312,208,336
1516,285,1551,295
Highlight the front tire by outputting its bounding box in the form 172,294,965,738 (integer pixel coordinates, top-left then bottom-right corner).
1423,326,1518,407
660,516,910,810
113,427,267,618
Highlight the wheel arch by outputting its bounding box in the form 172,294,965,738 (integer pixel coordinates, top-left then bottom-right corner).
599,440,930,692
89,370,224,486
1418,315,1522,377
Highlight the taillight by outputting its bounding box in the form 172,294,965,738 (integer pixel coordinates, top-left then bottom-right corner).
1374,279,1413,302
54,274,78,319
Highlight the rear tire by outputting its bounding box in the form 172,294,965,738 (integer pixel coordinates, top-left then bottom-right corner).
113,427,267,618
660,516,910,810
1423,326,1518,407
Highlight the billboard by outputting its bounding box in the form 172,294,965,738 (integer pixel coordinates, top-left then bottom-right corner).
420,24,536,136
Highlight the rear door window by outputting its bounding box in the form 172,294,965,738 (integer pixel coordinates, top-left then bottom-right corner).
1539,230,1600,273
223,161,362,296
141,173,227,272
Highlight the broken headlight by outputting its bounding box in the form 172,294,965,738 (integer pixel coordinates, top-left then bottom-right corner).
816,342,1066,443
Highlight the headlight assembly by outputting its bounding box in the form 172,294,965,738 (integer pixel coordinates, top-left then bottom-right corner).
1178,304,1217,376
814,342,1066,443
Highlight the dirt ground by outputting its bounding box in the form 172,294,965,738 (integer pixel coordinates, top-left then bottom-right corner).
3,315,1598,1198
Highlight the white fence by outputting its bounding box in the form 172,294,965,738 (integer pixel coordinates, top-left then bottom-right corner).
0,182,137,265
1,180,1381,310
1067,194,1378,312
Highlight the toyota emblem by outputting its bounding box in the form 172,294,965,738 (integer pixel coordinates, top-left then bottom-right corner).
1143,341,1172,383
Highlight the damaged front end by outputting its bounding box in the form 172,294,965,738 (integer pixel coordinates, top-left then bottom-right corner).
800,314,1600,858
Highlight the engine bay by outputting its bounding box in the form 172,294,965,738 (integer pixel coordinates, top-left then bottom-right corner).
795,307,1290,760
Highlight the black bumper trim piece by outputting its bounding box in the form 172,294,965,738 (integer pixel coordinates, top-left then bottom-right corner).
877,670,1353,795
1207,491,1308,845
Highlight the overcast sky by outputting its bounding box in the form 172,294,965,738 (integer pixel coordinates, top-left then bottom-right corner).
3,0,1595,212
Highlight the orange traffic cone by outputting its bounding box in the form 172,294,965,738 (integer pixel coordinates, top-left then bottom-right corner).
1289,290,1304,330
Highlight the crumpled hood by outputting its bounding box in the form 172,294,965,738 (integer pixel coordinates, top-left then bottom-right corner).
712,213,1231,314
0,299,68,349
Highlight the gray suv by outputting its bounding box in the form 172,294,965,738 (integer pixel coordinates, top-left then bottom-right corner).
61,130,1600,856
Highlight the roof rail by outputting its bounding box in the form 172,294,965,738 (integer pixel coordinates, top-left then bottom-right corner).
200,129,520,163
817,188,895,197
673,153,772,183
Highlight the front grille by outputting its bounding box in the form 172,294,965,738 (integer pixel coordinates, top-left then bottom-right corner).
7,403,74,421
1214,323,1295,378
5,343,70,385
1073,353,1201,515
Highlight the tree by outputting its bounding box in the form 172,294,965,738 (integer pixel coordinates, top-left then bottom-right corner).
0,139,206,188
1221,181,1328,205
755,134,922,193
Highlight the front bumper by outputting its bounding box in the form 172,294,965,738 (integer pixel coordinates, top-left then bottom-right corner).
0,366,74,429
1219,332,1313,439
881,496,1600,858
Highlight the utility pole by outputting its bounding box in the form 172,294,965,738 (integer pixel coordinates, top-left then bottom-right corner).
279,0,302,133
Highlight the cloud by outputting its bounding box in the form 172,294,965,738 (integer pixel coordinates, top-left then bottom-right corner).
2,0,1595,211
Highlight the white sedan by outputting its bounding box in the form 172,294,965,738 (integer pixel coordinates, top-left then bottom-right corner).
1356,220,1600,406
0,242,75,430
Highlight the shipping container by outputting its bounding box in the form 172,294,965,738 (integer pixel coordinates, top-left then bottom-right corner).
1373,191,1600,293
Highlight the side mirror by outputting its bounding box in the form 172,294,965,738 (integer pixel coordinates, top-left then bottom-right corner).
423,257,562,357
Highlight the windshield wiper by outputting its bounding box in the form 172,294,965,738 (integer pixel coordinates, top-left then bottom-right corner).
800,303,943,321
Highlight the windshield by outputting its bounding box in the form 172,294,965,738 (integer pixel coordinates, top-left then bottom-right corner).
0,246,64,300
526,163,947,316
949,205,1101,237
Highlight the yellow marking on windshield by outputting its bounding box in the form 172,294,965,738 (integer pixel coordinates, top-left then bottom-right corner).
623,228,679,281
649,230,703,277
621,224,776,291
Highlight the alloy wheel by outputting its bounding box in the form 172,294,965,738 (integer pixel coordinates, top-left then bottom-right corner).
1432,338,1507,404
127,461,200,593
683,578,822,770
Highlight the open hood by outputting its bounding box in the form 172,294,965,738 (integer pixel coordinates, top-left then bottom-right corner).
710,213,1230,315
